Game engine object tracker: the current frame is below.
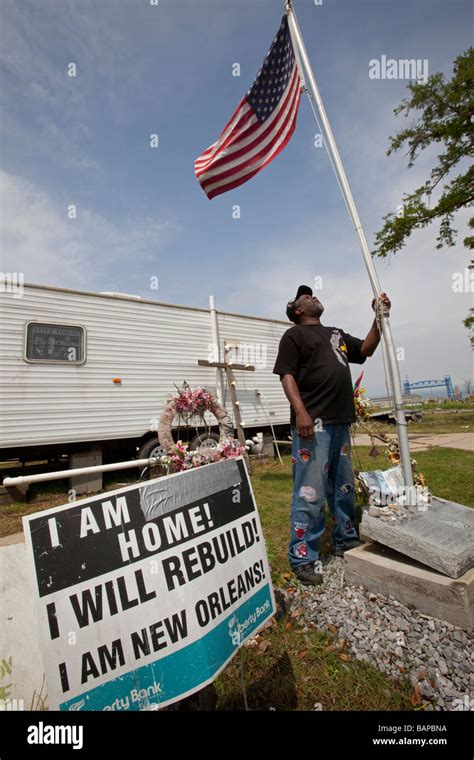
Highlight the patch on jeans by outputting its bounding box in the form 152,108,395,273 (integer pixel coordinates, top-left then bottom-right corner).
341,442,350,456
291,456,297,464
299,485,316,502
295,541,307,558
294,522,308,540
340,482,354,495
298,448,313,463
345,519,353,533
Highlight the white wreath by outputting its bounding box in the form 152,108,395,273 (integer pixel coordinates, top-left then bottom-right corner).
158,394,234,456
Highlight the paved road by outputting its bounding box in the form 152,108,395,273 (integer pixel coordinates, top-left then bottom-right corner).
353,432,474,452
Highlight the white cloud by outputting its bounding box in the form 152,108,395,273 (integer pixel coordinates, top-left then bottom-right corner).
0,169,180,289
1,0,471,401
219,33,473,396
219,215,472,396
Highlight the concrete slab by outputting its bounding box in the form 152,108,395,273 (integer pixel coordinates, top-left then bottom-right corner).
360,496,474,578
69,446,102,495
344,543,474,631
0,542,48,709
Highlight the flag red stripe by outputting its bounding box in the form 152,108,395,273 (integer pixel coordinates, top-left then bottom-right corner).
202,86,300,197
196,66,300,179
195,110,256,174
203,78,302,197
195,104,256,170
194,15,303,199
197,68,301,183
206,108,301,199
196,64,299,176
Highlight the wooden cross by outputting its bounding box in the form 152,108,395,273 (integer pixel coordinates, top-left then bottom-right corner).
198,341,255,470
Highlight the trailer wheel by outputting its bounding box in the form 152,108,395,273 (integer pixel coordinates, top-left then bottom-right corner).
138,438,166,460
190,432,220,451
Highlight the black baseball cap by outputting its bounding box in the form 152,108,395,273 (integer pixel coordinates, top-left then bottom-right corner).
286,284,313,322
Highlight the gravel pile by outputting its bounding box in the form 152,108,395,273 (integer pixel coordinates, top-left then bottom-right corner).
291,556,474,711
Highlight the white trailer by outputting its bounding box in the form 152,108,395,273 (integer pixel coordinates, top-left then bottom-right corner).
0,283,291,462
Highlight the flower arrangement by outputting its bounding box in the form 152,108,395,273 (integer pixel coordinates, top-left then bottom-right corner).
385,441,427,488
353,386,371,421
151,383,245,474
174,386,214,415
156,438,245,473
352,386,427,493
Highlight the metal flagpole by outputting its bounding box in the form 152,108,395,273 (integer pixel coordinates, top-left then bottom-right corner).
286,0,414,487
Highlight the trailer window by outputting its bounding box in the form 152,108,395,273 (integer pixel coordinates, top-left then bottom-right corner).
25,323,85,363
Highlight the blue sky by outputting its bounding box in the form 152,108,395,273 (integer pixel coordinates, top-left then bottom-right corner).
1,0,472,395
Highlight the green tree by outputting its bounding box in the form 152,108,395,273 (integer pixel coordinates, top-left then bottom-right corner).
373,48,474,346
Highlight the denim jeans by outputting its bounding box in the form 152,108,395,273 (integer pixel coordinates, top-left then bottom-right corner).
289,423,358,566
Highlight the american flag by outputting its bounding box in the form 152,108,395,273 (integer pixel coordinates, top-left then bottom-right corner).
195,15,304,200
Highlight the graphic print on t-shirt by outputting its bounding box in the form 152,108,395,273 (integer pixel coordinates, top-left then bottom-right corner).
272,322,367,425
329,330,348,366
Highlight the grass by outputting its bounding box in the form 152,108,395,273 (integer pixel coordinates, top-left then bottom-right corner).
399,410,473,435
215,622,413,711
419,401,474,410
243,448,473,592
352,446,474,506
213,446,473,711
214,453,419,711
0,468,140,538
374,401,474,413
361,408,473,435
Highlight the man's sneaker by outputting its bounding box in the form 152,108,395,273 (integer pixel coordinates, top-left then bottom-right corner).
333,539,363,557
292,562,323,586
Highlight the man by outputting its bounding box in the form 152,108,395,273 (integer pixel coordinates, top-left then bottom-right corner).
273,284,391,586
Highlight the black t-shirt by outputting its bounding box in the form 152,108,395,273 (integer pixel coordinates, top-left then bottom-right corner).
273,323,367,426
